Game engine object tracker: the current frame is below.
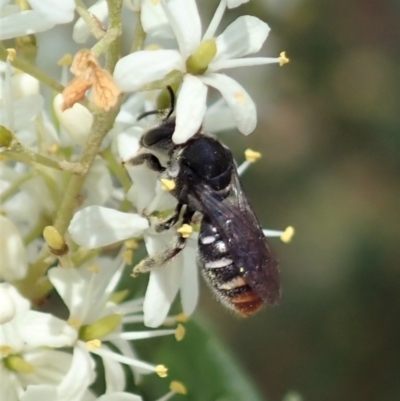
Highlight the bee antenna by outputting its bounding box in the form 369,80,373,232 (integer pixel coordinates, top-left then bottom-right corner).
136,86,175,122
164,86,175,120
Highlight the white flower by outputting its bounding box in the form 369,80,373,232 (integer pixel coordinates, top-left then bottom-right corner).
48,253,177,382
0,284,78,401
114,0,283,143
0,215,28,281
0,0,75,41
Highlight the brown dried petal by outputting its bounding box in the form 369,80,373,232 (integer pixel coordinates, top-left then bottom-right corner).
61,75,92,110
91,67,121,111
70,49,99,76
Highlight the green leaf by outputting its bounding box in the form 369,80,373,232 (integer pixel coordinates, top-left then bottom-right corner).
140,315,265,401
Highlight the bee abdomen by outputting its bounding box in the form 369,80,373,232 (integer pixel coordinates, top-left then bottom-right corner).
201,265,264,316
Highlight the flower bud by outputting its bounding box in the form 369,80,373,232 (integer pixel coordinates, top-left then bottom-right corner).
0,126,13,148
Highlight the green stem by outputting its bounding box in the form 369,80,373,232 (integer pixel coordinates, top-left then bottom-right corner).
130,11,146,52
3,142,62,171
23,216,50,245
75,0,106,40
0,44,64,93
53,106,120,235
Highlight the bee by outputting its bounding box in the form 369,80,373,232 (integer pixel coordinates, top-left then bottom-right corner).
130,88,280,316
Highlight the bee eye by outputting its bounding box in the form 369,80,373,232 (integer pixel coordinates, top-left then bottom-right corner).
142,120,175,149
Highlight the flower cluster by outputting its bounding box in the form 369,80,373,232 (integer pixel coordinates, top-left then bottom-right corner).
0,0,292,399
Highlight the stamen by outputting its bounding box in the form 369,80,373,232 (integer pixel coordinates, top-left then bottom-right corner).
87,264,99,273
245,148,262,163
6,48,16,61
125,239,139,249
162,313,190,326
91,346,166,374
175,324,185,341
280,226,295,243
156,364,168,378
43,226,68,255
123,249,133,264
170,381,188,395
86,339,102,350
177,224,192,238
67,317,81,328
279,52,290,66
161,178,176,191
109,328,177,341
57,54,73,67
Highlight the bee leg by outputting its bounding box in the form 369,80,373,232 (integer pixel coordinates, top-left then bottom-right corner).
125,153,165,173
132,208,196,276
132,234,187,276
155,203,184,232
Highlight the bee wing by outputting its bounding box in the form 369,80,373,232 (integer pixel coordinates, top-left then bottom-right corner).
188,168,280,305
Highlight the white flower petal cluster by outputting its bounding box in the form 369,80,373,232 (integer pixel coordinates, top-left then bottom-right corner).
114,0,281,143
0,0,75,41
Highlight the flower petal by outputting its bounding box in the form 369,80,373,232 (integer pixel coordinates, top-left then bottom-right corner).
0,285,16,324
0,10,54,40
57,343,96,401
53,94,93,146
48,267,86,321
214,16,270,61
180,243,198,316
141,0,174,38
163,0,201,57
201,73,256,135
21,385,57,401
227,0,249,8
18,311,77,347
0,215,28,281
102,344,126,393
69,206,149,248
143,233,183,328
113,50,184,92
0,94,44,132
73,0,108,43
117,127,143,161
97,393,143,401
172,74,208,144
28,0,75,24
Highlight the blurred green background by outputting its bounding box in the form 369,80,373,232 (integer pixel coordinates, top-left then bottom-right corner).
188,0,400,400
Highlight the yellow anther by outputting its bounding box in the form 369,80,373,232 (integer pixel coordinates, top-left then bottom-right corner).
161,178,176,191
244,149,262,163
155,364,168,378
6,48,16,61
151,0,161,4
122,249,133,265
68,318,81,329
57,54,73,67
177,224,192,238
49,143,59,154
86,339,102,350
280,226,295,243
0,346,13,357
174,313,189,323
145,44,162,51
175,324,186,341
87,264,99,273
234,91,245,103
170,381,188,395
43,226,68,255
279,51,289,66
124,239,139,249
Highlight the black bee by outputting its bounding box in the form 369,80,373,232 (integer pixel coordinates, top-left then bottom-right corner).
130,88,280,316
